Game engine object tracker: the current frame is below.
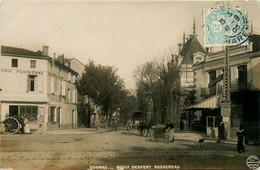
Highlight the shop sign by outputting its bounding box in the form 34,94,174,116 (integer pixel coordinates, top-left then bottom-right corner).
1,68,43,75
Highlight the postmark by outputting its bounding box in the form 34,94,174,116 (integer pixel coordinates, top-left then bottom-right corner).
246,155,260,169
204,7,249,47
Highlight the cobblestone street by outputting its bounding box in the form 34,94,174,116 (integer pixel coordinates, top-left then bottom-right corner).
1,128,259,169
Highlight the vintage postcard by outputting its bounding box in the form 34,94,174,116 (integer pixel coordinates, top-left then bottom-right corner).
1,0,260,170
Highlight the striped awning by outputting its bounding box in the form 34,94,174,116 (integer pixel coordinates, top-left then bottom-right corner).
185,95,220,110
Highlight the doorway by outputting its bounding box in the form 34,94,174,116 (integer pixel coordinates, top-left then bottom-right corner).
57,107,61,128
72,110,75,128
9,105,18,117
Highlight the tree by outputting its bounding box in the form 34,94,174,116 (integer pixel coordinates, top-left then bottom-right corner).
134,54,180,124
157,55,180,122
134,60,161,124
76,61,127,123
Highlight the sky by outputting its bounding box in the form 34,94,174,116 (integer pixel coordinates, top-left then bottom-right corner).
1,1,260,89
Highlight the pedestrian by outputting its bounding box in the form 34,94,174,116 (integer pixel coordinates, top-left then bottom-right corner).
19,116,25,134
112,116,119,131
218,122,225,142
126,119,133,135
166,120,174,142
236,125,245,153
23,116,31,134
180,120,184,130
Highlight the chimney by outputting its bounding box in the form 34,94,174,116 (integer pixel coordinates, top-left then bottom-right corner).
53,53,56,59
61,54,65,64
58,54,65,64
42,46,49,56
58,54,64,64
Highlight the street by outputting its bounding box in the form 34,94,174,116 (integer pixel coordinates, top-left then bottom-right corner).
1,128,259,170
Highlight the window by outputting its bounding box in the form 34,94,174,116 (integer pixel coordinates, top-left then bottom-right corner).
67,88,71,102
51,77,54,94
9,105,18,117
12,59,18,67
20,106,38,122
238,65,247,90
208,71,216,95
72,75,76,83
68,72,71,81
30,60,36,68
28,75,37,92
49,107,56,123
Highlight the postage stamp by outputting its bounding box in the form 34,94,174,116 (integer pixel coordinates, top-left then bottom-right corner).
204,7,249,47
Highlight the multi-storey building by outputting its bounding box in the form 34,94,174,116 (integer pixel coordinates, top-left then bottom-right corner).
177,20,205,127
187,34,260,140
65,58,102,128
0,45,78,131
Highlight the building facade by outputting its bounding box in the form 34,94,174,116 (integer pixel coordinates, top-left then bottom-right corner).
176,21,205,127
0,45,78,131
187,34,260,140
65,58,102,128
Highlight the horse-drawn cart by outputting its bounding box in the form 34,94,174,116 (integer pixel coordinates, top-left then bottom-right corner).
0,117,21,134
152,124,167,141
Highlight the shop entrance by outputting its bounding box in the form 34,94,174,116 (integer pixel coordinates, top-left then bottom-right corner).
206,116,219,138
9,105,18,117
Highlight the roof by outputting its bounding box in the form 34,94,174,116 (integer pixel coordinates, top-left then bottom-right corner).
1,45,78,75
1,45,44,57
67,58,86,67
180,36,205,64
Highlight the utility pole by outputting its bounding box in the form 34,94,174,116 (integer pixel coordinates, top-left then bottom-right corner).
221,46,231,139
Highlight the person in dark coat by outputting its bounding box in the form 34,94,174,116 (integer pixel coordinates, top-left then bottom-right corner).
166,120,175,142
180,120,184,130
218,122,225,142
18,116,25,134
236,125,245,153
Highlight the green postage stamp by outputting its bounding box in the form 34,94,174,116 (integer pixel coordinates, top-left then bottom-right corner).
204,7,249,47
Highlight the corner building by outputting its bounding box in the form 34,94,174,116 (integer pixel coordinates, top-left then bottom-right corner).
0,45,78,131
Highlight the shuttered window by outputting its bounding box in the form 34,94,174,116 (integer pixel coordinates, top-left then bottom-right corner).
27,75,37,92
62,81,66,96
67,89,71,102
51,77,54,94
72,90,76,103
38,76,43,92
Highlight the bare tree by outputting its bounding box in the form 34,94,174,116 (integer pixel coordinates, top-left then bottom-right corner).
134,53,180,124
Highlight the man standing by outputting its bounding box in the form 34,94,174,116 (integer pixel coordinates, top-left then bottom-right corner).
180,120,184,130
166,120,174,142
218,122,225,142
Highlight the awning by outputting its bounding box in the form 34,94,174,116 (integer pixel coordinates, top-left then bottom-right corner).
185,95,220,110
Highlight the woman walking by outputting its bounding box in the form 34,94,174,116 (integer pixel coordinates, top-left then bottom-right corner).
236,125,245,153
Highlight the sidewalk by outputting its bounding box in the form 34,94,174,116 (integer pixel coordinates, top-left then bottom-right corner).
174,129,237,144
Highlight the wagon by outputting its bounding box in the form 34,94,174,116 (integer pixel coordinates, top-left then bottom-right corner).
0,117,21,134
152,124,166,142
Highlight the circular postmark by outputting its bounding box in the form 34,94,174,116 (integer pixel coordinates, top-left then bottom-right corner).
204,7,249,46
246,155,260,169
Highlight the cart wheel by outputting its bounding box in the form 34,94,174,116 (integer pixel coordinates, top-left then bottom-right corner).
3,117,20,134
